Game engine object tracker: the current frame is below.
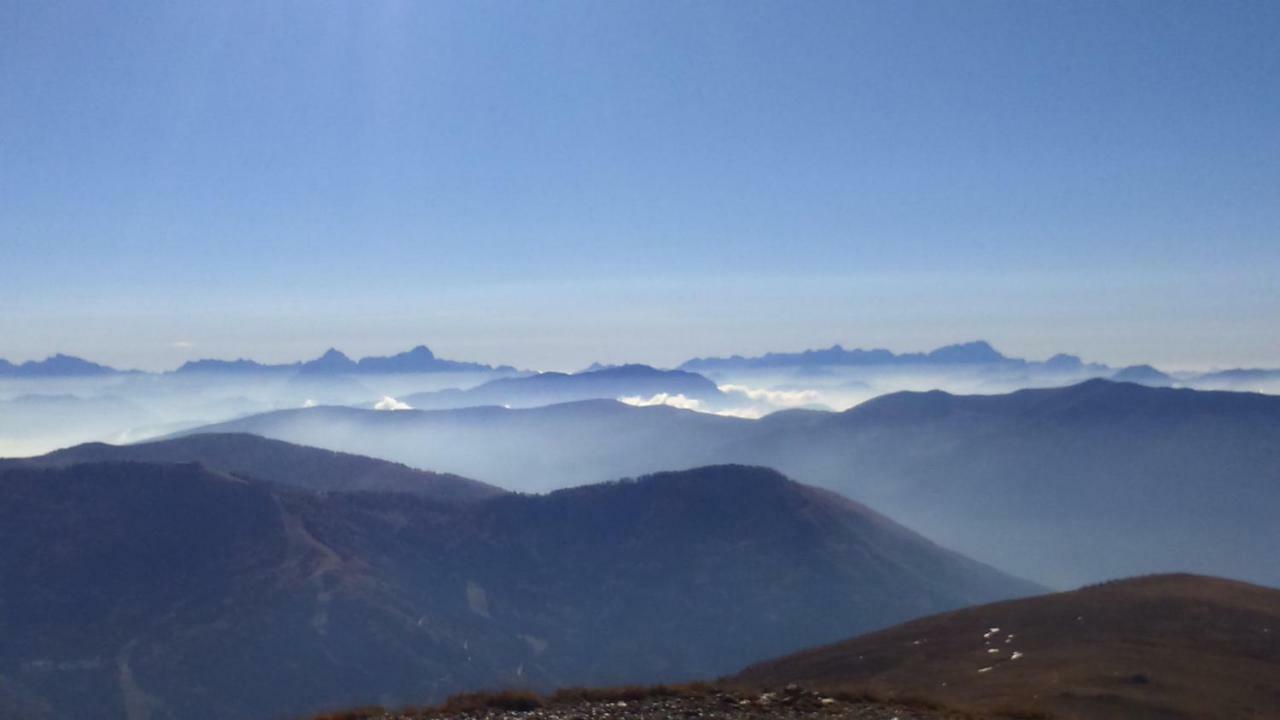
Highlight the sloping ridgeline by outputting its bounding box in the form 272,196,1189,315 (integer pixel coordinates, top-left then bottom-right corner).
0,461,1037,720
184,380,1280,588
3,432,504,503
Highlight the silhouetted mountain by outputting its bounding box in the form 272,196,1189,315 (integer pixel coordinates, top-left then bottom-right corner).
0,353,123,377
922,340,1006,364
0,462,1035,720
734,574,1280,720
678,342,1125,388
1111,364,1174,386
1042,353,1086,371
356,345,509,373
401,365,724,410
185,380,1280,588
680,341,1025,372
174,358,297,374
3,433,503,502
297,348,360,374
173,346,511,376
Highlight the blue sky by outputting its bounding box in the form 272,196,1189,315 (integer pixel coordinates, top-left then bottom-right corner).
2,1,1277,371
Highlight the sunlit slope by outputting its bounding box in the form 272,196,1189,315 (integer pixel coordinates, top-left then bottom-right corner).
735,574,1280,720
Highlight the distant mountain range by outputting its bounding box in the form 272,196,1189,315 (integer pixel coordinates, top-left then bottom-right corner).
177,345,515,375
4,341,1277,388
399,364,725,410
0,354,127,377
735,573,1280,720
0,460,1035,720
680,340,1103,373
183,380,1280,588
0,345,513,377
682,341,1280,392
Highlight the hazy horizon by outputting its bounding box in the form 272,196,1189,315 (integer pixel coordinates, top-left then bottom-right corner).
0,333,1268,375
4,1,1277,372
2,4,1277,718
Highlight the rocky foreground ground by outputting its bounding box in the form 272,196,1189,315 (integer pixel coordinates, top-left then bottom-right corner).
318,684,996,720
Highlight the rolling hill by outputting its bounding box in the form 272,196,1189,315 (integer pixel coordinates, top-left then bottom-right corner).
734,574,1280,720
2,433,504,502
180,380,1280,588
0,462,1036,720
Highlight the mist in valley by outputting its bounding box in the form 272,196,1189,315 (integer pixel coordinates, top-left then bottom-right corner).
5,3,1280,718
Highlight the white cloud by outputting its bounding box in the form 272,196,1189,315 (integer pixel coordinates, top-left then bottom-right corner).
171,340,195,348
718,384,822,407
302,398,318,408
619,387,819,420
707,406,767,419
618,393,705,411
621,385,828,420
374,396,412,411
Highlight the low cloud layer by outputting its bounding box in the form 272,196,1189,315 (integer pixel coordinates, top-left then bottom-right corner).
619,391,774,419
618,393,705,412
374,396,413,411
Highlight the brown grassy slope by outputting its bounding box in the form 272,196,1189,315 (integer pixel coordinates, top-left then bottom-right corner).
734,574,1280,720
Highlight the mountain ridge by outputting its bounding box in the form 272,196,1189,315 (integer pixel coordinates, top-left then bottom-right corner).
179,380,1280,587
679,340,1098,373
0,461,1037,720
4,343,1279,387
2,432,505,502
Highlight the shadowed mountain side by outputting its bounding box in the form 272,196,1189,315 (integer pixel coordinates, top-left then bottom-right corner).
734,574,1280,720
400,365,723,410
433,466,1042,686
0,463,301,720
3,433,504,502
180,381,1280,588
0,462,1037,720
